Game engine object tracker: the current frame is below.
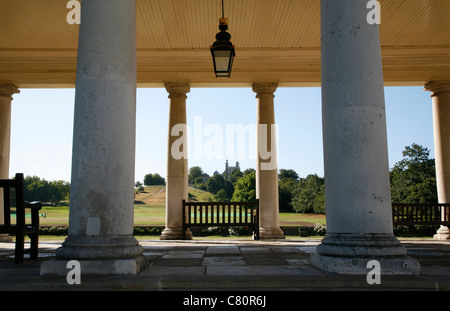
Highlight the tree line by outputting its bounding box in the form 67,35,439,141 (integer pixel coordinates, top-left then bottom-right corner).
11,176,71,206
187,165,325,213
186,143,437,213
18,143,436,211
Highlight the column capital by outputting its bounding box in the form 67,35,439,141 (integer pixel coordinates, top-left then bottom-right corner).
0,84,20,100
165,82,191,98
424,81,450,97
252,82,278,98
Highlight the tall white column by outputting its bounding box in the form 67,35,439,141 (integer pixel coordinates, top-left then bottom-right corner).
253,82,285,240
425,81,450,240
0,84,19,242
41,0,145,276
311,0,419,274
160,82,192,240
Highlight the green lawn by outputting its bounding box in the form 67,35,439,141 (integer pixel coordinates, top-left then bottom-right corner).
39,205,70,226
39,203,325,227
279,213,326,226
37,186,325,227
134,203,165,226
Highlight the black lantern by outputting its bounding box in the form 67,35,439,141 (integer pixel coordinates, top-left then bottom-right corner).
210,2,235,77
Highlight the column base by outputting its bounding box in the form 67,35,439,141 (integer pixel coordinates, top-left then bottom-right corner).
41,235,146,276
259,227,285,240
160,227,193,240
310,233,420,275
55,235,144,260
434,225,450,240
40,255,149,276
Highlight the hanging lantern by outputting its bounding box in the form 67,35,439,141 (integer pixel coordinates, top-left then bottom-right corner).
210,1,235,77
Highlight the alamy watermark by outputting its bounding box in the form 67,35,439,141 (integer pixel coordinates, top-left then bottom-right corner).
66,0,81,25
67,1,380,26
66,260,81,285
366,259,381,285
65,255,381,285
170,116,279,171
367,0,381,25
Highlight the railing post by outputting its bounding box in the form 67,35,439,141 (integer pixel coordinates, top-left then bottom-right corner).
182,199,186,240
14,173,25,263
445,204,450,223
255,199,260,240
3,187,10,227
392,204,395,225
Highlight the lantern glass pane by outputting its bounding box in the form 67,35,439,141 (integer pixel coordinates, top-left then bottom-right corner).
213,50,232,72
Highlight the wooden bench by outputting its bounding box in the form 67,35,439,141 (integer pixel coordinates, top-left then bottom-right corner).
182,199,260,240
0,173,42,263
392,203,450,227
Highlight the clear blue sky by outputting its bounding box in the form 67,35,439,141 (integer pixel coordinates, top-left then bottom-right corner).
9,86,434,183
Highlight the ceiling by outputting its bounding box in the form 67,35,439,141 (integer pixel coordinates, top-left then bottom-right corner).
0,0,449,88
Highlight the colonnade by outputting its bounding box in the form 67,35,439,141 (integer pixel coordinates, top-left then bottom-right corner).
0,0,447,275
160,81,285,241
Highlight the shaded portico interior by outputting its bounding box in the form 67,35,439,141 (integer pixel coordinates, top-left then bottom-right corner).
1,0,449,87
0,0,449,275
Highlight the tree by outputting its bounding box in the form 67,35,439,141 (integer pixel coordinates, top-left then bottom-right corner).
144,173,166,186
188,166,204,185
231,171,256,202
390,143,437,203
24,176,54,204
229,168,243,185
243,168,255,175
206,174,233,199
19,176,70,205
277,169,299,212
278,178,297,212
279,169,299,181
48,180,70,205
215,189,229,202
291,174,325,213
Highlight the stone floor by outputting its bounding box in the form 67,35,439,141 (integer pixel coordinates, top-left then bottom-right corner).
1,238,450,291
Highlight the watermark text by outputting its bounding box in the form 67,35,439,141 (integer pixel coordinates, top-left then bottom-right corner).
366,259,381,285
66,0,81,25
170,116,279,170
66,260,81,285
367,0,381,25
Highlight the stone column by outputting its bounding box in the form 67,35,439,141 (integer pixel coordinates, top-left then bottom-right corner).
425,81,450,240
253,82,285,240
0,84,19,242
311,0,419,274
41,0,146,276
160,82,192,240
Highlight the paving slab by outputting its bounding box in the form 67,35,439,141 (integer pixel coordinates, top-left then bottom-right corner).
205,245,240,255
0,238,449,291
202,256,247,266
240,246,272,253
141,265,206,276
205,265,322,276
162,250,205,259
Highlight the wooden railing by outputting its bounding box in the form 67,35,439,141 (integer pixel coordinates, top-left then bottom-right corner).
392,203,450,226
182,199,259,240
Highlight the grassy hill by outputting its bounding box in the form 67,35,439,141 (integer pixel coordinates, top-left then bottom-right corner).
133,185,217,226
134,185,166,204
39,185,326,227
134,185,216,205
